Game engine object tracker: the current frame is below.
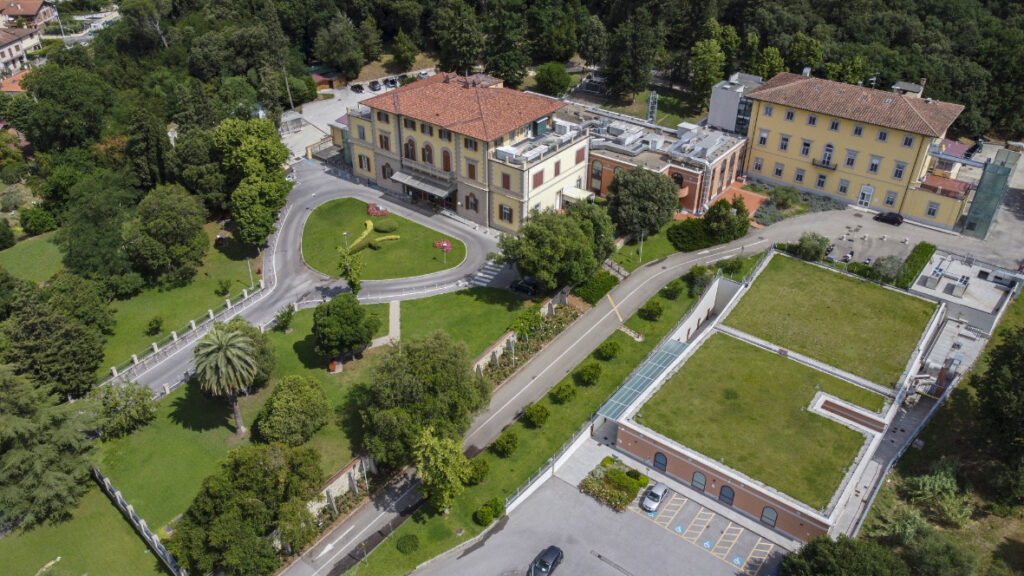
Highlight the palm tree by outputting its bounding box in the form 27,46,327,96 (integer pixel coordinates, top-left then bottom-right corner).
193,326,258,436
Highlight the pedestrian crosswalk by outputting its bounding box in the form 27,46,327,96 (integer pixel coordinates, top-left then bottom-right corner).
469,260,503,287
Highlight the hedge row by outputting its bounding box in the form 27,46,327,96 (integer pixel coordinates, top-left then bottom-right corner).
896,242,937,289
573,270,619,304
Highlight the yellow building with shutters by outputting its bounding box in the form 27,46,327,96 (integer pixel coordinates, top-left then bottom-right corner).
742,73,966,228
346,73,591,232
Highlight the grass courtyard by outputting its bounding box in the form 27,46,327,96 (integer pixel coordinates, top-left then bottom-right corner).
725,255,936,386
611,221,678,273
302,198,465,280
401,287,527,357
637,333,884,510
601,88,703,129
0,231,63,283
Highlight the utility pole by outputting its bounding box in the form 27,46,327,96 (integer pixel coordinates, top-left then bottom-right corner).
639,229,645,263
282,65,295,110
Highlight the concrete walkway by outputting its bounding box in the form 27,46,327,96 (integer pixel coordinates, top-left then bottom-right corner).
369,300,401,348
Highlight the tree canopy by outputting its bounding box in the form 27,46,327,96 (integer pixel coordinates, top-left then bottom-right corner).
494,208,601,290
780,535,909,576
606,167,679,237
414,427,470,511
975,326,1024,457
254,375,330,446
312,293,379,359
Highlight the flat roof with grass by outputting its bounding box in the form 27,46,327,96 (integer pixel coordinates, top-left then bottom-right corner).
636,333,883,509
725,255,936,386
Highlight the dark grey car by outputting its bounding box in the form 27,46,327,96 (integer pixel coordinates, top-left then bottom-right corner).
529,546,563,575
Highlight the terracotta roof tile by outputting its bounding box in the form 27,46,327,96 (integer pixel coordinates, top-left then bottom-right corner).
360,74,564,141
922,174,971,199
0,68,29,92
0,0,47,17
749,72,964,138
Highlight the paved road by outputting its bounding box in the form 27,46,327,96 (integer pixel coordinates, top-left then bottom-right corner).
134,160,499,392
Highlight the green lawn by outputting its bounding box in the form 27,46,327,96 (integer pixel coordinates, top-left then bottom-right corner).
637,332,882,509
400,288,526,357
601,88,703,129
100,223,259,375
725,255,936,386
0,488,166,576
365,302,390,339
302,198,466,280
612,221,679,273
0,231,63,283
350,257,768,575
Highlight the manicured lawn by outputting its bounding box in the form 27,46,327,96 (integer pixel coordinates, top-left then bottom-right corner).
365,302,390,339
0,488,166,576
354,53,437,82
400,287,526,357
100,223,259,375
637,332,882,509
0,231,63,283
350,258,774,575
302,198,465,280
725,255,936,386
612,221,678,273
519,71,583,93
601,88,703,129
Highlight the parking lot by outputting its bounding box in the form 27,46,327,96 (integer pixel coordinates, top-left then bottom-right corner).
416,477,785,576
824,212,917,266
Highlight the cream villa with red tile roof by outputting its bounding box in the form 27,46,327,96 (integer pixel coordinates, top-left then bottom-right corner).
346,74,590,231
742,72,969,229
0,0,56,28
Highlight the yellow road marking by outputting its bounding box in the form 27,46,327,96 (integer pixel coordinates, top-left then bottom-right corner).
606,293,624,323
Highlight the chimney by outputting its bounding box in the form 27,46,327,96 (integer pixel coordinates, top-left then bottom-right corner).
801,67,812,77
920,77,927,87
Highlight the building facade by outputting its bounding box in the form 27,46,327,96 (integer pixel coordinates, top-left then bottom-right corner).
742,73,965,228
708,72,764,135
347,74,589,231
0,0,56,28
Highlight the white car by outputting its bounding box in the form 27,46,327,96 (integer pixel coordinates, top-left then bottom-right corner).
641,482,668,513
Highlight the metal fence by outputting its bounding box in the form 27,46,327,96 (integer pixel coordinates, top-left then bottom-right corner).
505,418,593,509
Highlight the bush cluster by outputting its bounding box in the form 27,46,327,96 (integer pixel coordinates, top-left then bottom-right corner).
19,207,57,236
895,242,937,289
595,340,620,361
715,258,743,275
769,186,800,210
580,463,650,511
659,278,685,300
465,458,489,486
638,299,663,321
666,197,748,252
473,496,507,527
682,265,712,298
0,217,14,250
396,534,420,554
374,219,398,233
574,362,602,386
573,270,619,305
490,429,519,458
549,381,577,404
522,403,550,428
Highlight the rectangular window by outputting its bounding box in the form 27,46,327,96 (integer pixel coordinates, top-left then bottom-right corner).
464,138,478,151
885,191,898,207
893,162,907,180
800,140,811,156
467,161,477,180
902,135,914,148
764,104,774,117
838,179,850,194
807,114,817,126
500,204,513,222
421,124,433,136
495,136,503,146
533,171,544,188
926,201,939,217
877,130,888,142
501,173,511,189
379,134,390,151
795,168,805,183
829,119,840,131
404,118,416,130
845,150,858,168
753,157,764,172
779,135,790,152
358,155,370,170
439,129,452,142
853,125,864,137
554,160,561,176
467,196,478,212
376,111,389,123
357,125,365,140
868,156,881,174
785,109,795,121
576,147,586,164
758,129,769,146
774,163,784,178
816,174,827,188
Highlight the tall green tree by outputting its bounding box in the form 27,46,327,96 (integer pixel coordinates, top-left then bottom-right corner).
358,15,384,62
414,427,470,511
0,365,97,528
532,62,573,96
15,65,111,151
254,375,330,446
0,217,14,250
433,0,484,73
360,332,488,467
167,128,228,213
193,326,258,436
689,39,726,106
787,32,823,71
337,246,365,295
755,46,787,79
605,8,663,98
95,380,157,439
494,208,599,290
485,6,531,88
314,16,365,79
526,0,579,63
42,272,115,336
779,535,908,576
231,169,291,246
566,202,616,262
391,28,419,71
311,293,379,359
124,185,208,286
741,31,760,72
125,104,170,191
606,167,678,237
578,14,608,68
220,316,275,389
120,0,172,48
975,326,1024,457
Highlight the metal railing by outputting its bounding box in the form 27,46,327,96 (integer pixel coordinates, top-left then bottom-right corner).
505,418,593,508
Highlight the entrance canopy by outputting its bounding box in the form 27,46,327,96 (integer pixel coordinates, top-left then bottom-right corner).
391,170,454,198
561,186,595,203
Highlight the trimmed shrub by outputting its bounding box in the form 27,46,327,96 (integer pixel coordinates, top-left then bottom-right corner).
573,270,619,305
666,218,711,251
374,219,398,233
0,217,13,250
491,429,519,457
595,340,621,361
19,207,57,236
638,299,663,321
522,402,550,428
896,242,937,289
485,496,505,519
847,262,882,282
253,375,331,446
769,186,800,210
683,265,712,297
274,306,294,331
753,203,785,226
368,240,382,250
146,316,163,336
794,231,829,261
574,361,602,386
659,278,685,300
465,458,489,486
215,278,232,296
550,381,577,404
715,258,743,275
396,534,420,554
473,505,494,526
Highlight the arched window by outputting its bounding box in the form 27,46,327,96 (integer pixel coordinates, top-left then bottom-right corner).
822,143,834,166
422,144,433,165
404,139,416,161
760,506,778,527
692,471,706,492
382,163,393,179
442,150,452,172
719,485,735,506
654,453,667,471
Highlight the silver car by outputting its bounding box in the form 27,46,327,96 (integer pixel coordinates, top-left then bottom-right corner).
641,482,668,513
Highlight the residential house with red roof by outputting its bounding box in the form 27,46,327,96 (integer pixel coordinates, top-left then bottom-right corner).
0,0,56,28
742,72,967,228
346,73,591,231
0,26,36,73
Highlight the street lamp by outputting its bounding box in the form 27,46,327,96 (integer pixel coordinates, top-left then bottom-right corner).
343,231,349,251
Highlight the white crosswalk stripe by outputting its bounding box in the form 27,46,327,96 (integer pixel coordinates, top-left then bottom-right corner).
469,262,503,286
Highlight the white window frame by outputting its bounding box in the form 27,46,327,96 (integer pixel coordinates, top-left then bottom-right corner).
838,179,850,194
779,135,790,152
845,150,858,168
816,174,827,188
795,168,805,183
884,191,898,207
926,201,939,217
902,135,914,148
828,119,840,131
877,129,889,142
807,114,817,126
785,109,795,121
868,155,881,174
800,140,811,157
758,129,769,146
763,104,774,117
753,157,764,172
853,125,864,137
892,162,907,180
773,163,784,178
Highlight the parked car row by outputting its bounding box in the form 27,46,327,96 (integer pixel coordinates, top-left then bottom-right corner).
347,71,433,95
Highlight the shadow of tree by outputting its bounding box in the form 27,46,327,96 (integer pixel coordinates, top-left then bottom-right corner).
168,378,231,432
336,381,369,457
994,536,1024,573
465,286,529,312
294,332,326,370
213,231,260,263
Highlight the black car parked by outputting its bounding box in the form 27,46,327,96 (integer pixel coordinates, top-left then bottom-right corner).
384,77,398,88
350,83,364,93
529,546,563,575
368,80,382,91
873,211,904,226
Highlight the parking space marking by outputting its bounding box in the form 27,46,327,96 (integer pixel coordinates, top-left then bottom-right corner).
711,523,744,559
742,538,775,576
654,495,688,528
681,508,715,543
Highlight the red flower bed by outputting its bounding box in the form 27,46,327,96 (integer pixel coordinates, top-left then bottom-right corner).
367,204,389,217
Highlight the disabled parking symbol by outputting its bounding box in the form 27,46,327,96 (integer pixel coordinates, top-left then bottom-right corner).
703,540,713,550
647,511,656,518
733,556,744,566
674,525,684,534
